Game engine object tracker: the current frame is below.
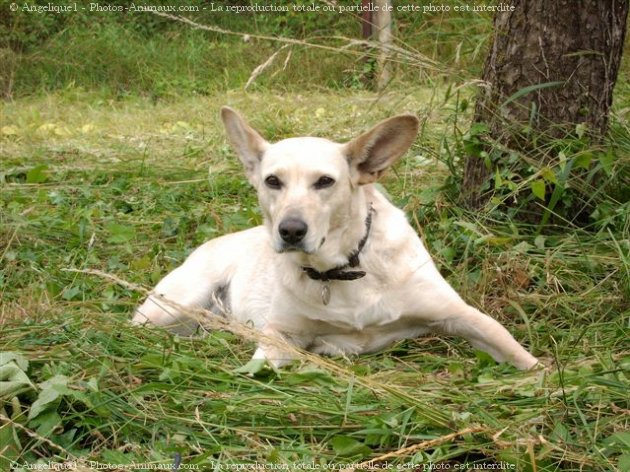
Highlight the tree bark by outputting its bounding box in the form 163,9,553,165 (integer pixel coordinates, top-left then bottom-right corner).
463,0,629,209
373,0,392,90
359,0,393,90
361,0,373,40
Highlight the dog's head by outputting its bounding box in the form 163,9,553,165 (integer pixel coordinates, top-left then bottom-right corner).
220,107,419,256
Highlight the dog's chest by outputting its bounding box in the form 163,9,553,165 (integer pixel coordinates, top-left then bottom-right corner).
296,279,402,330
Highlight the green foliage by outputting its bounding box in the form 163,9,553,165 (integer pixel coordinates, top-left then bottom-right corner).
452,110,630,231
0,0,491,97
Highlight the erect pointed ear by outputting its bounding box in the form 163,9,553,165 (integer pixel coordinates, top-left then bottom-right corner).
343,114,419,185
220,106,269,182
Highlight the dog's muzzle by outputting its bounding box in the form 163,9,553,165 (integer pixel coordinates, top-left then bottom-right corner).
277,217,308,251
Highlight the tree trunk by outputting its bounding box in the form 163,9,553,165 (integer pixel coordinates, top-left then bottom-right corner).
361,0,373,40
463,0,629,209
359,0,392,91
373,0,392,90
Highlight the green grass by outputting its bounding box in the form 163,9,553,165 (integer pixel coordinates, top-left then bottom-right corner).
1,0,494,99
1,89,629,471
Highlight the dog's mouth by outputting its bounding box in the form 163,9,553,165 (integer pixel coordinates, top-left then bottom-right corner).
276,242,315,254
275,237,325,255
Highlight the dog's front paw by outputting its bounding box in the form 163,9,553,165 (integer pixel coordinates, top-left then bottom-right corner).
234,357,271,376
514,352,541,370
251,346,293,369
233,348,292,376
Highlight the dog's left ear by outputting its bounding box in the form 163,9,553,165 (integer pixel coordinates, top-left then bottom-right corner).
221,106,269,183
344,114,419,185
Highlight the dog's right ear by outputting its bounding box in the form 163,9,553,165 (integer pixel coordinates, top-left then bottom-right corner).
344,114,419,185
220,107,269,182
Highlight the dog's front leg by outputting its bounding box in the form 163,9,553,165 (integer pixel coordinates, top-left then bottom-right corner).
405,266,538,370
252,325,314,369
431,304,539,370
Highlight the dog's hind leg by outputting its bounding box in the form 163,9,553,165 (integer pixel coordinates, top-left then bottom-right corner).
132,269,221,335
132,240,234,335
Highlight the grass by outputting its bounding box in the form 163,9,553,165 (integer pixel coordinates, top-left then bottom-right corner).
1,0,493,99
1,88,629,471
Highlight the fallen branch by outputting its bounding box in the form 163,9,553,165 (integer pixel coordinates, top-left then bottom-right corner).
245,45,289,89
61,268,148,293
149,11,438,70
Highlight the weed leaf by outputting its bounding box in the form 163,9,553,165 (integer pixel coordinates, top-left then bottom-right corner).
530,179,546,200
28,375,70,420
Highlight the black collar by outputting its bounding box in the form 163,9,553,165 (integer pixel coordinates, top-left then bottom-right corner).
302,204,374,282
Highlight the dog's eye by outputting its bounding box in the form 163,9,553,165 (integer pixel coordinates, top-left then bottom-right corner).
264,175,282,189
314,176,335,189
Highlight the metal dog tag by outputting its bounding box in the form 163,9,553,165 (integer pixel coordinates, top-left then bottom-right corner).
321,283,331,305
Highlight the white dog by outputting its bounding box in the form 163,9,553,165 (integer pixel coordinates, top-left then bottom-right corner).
132,107,538,370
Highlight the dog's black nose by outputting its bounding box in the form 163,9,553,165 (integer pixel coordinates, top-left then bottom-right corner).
278,218,308,244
